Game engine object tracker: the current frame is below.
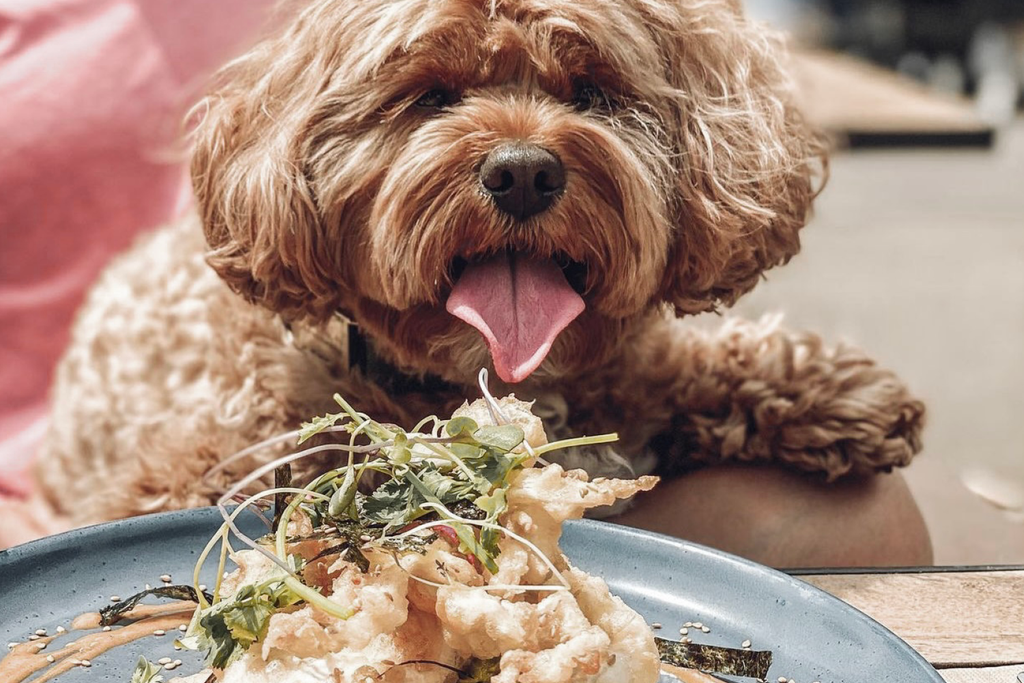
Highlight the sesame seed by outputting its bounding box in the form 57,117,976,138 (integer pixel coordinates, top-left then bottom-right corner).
742,639,752,648
46,655,55,663
7,643,17,650
682,636,692,644
102,626,112,632
693,622,703,629
778,677,788,683
28,635,40,641
55,626,66,634
80,659,92,667
160,574,172,583
178,624,188,632
153,629,166,636
158,657,172,665
174,660,182,666
173,645,182,651
198,584,207,592
145,584,152,591
109,596,121,602
35,642,47,651
679,627,688,635
701,625,710,633
683,621,693,628
164,662,178,671
360,535,373,542
651,622,662,629
35,629,47,636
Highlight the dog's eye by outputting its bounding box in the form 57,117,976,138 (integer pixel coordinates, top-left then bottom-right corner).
415,89,455,109
572,82,608,111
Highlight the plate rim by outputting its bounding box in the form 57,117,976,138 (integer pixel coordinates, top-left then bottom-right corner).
1,508,944,681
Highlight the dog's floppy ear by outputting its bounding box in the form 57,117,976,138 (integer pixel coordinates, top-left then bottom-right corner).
189,15,352,322
655,1,827,314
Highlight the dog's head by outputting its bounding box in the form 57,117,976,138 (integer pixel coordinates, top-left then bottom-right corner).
191,0,825,384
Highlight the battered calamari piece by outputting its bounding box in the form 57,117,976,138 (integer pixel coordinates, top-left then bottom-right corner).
174,397,659,683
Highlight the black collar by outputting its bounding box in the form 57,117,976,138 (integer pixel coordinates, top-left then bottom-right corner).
345,320,461,396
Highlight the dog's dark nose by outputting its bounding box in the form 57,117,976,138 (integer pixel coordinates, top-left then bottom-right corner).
479,143,565,220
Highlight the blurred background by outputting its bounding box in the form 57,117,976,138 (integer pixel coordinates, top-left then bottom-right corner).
1,0,1021,563
736,0,1024,564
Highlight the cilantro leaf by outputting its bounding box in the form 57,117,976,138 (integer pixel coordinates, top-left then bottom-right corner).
417,465,477,503
182,576,304,669
361,477,416,526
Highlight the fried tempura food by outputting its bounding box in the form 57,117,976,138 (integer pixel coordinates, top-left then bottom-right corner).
175,397,659,683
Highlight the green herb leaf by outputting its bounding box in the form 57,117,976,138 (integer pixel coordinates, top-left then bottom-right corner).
476,449,516,488
417,465,477,504
298,411,347,444
450,521,499,575
474,489,507,559
472,425,524,452
445,416,479,439
130,656,165,683
184,576,305,669
388,433,412,465
328,468,359,521
362,477,417,526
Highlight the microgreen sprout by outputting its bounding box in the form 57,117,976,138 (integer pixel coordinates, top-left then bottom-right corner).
186,375,618,670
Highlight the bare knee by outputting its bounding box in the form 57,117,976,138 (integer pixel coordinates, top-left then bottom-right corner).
614,464,933,568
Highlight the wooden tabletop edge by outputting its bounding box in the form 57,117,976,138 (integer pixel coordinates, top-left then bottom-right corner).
788,564,1024,576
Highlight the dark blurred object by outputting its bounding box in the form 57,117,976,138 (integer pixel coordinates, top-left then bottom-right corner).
747,0,1021,147
818,0,1023,121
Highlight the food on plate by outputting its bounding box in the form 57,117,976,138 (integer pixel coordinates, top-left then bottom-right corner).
173,389,662,682
0,376,774,683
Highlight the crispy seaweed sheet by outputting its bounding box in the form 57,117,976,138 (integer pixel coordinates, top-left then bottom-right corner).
657,637,773,680
100,585,214,626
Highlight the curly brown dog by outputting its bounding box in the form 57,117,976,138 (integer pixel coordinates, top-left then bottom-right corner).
31,0,927,564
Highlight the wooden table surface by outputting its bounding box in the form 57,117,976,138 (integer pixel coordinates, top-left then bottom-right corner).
791,49,995,148
794,567,1024,682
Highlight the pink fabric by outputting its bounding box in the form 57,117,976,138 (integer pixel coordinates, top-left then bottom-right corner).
0,0,277,495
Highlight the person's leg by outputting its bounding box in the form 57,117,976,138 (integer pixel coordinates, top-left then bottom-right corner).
613,465,932,568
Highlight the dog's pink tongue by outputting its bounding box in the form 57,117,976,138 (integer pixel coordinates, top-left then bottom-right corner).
447,253,584,383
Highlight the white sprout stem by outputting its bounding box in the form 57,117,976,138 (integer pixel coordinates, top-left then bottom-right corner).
533,433,620,457
209,487,332,582
476,368,537,460
268,480,356,620
213,531,234,604
192,527,228,610
217,441,392,514
412,414,444,437
409,437,481,483
197,486,354,620
393,506,570,590
203,425,353,480
477,369,506,425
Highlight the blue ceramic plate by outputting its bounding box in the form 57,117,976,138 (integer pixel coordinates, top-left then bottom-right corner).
0,509,942,682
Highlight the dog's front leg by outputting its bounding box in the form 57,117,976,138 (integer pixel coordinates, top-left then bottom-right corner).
615,314,925,481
